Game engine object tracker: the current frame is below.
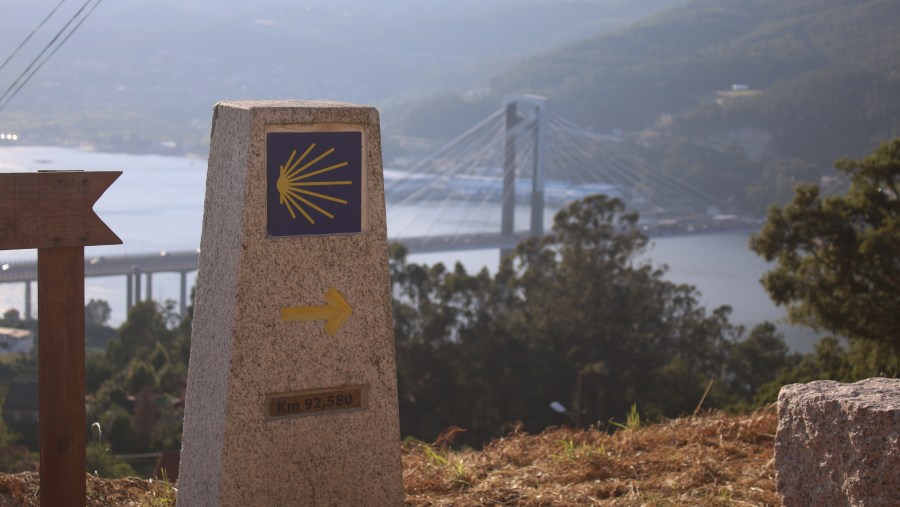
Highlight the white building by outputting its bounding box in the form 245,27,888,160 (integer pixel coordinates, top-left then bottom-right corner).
0,327,34,354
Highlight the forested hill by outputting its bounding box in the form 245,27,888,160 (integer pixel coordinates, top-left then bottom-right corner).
492,0,900,165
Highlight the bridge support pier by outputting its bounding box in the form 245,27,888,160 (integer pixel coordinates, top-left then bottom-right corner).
126,267,143,314
24,280,31,320
134,268,142,305
126,273,133,314
500,94,548,260
530,97,548,238
180,271,188,316
501,100,518,259
146,273,153,302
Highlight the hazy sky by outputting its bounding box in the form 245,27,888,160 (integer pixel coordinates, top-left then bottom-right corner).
0,0,683,113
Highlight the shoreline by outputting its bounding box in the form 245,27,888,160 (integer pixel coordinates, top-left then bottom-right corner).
0,142,209,164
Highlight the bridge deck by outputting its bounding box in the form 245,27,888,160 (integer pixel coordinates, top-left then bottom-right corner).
0,220,758,284
0,232,532,283
0,251,200,283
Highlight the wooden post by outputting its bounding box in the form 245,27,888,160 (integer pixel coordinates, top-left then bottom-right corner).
38,246,86,507
0,171,121,507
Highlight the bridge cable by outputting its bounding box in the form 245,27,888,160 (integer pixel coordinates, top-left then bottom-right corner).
404,132,507,242
388,119,503,207
550,114,739,214
397,116,540,243
385,108,503,194
387,119,505,239
450,121,538,240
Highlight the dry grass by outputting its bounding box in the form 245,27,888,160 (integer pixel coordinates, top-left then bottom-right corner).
0,409,778,506
0,473,175,506
402,408,779,506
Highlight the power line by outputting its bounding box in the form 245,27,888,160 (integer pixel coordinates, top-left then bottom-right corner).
0,0,69,75
0,0,103,114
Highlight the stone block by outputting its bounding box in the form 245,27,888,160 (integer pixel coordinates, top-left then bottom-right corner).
776,377,900,507
178,101,403,506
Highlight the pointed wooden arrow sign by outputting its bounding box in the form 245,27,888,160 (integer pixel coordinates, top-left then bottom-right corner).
282,287,352,336
0,171,122,249
0,170,121,507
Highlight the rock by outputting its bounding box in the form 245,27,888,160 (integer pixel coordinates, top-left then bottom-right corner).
775,377,900,507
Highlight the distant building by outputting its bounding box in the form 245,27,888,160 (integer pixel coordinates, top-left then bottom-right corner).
0,326,33,354
731,84,750,91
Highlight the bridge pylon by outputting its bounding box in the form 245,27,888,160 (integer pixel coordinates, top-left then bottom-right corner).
502,94,548,258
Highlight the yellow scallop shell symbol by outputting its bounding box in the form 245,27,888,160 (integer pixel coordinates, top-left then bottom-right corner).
276,143,351,224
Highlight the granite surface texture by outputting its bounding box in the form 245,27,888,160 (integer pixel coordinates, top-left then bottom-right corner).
775,377,900,507
179,101,403,506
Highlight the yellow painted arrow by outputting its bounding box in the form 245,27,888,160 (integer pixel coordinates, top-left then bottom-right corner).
281,287,352,337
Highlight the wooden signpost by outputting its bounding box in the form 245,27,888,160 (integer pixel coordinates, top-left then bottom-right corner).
0,171,121,507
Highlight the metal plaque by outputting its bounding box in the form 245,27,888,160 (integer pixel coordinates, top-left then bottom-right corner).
265,385,368,420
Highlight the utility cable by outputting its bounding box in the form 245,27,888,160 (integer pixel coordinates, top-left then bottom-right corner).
0,0,102,113
0,0,69,75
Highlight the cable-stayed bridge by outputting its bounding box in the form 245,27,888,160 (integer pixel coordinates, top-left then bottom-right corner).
1,95,758,316
386,94,755,252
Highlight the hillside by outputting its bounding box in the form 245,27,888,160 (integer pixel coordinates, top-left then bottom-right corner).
492,0,899,144
427,0,898,214
0,409,778,506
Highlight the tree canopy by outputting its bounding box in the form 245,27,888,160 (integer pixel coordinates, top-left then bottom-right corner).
393,195,786,445
750,138,900,350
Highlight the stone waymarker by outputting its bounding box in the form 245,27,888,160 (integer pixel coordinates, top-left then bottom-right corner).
179,101,403,506
0,171,122,507
775,378,900,506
